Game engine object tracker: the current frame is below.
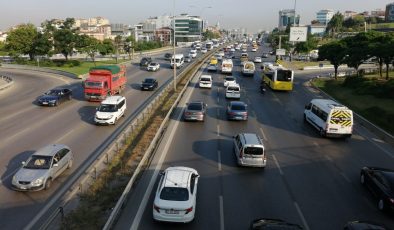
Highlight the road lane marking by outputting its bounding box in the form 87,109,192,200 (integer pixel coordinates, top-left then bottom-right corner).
259,127,267,141
372,138,384,143
324,155,332,162
219,195,225,230
217,125,220,136
0,168,19,185
272,154,283,175
53,129,74,143
218,150,222,171
294,202,310,230
313,142,320,148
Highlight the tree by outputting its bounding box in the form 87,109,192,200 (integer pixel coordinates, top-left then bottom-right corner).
368,31,386,78
294,34,318,54
98,38,115,56
343,32,373,76
77,35,100,65
318,40,347,79
5,23,37,60
31,32,52,58
53,18,77,60
380,32,394,80
327,12,344,37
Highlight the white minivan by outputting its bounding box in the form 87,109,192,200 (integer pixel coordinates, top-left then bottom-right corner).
171,54,185,69
94,96,126,125
233,133,266,168
225,83,241,99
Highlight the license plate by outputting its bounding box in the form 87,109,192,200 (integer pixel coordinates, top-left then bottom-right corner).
144,87,148,89
165,210,179,214
42,102,48,105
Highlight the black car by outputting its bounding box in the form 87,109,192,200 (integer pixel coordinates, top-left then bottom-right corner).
37,88,72,106
140,57,152,67
344,221,389,230
164,53,172,61
141,78,158,91
360,166,394,211
251,218,303,230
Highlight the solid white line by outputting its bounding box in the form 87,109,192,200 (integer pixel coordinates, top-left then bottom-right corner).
340,172,351,183
219,196,225,230
367,136,394,158
217,124,220,136
294,202,310,230
272,154,284,175
217,95,220,103
324,155,332,162
259,127,267,141
218,150,222,171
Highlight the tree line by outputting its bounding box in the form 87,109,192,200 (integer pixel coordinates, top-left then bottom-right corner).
0,18,163,64
319,30,394,79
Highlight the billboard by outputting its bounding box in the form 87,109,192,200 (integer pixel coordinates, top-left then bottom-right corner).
289,27,308,42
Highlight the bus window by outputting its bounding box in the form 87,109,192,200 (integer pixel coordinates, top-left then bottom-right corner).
276,70,292,82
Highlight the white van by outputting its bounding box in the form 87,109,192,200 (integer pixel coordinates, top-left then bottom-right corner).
233,133,266,167
304,99,353,138
171,54,184,69
94,96,126,125
221,59,233,74
225,83,241,99
199,75,212,88
189,50,197,58
242,61,255,76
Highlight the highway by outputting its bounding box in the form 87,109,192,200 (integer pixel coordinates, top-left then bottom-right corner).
113,45,394,230
0,47,193,229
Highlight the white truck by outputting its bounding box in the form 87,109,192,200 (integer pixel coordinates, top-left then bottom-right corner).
242,61,255,76
221,59,233,74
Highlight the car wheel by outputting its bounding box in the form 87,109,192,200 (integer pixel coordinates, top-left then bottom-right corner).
114,117,118,125
54,100,59,106
378,199,385,211
45,178,52,190
67,159,73,169
319,128,326,137
360,173,365,185
68,95,72,100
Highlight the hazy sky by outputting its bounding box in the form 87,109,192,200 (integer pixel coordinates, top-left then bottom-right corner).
0,0,392,33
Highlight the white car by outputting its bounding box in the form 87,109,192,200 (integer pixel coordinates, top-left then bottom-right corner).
153,166,199,223
207,64,217,72
224,76,236,87
199,75,212,88
189,50,197,58
94,96,126,125
225,83,241,99
251,47,257,52
201,48,207,54
242,48,247,52
254,57,262,63
230,48,235,52
147,62,160,71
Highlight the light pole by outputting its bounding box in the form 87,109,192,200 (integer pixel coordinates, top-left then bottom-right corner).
190,5,212,40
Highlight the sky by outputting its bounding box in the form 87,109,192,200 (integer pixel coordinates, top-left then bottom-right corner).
0,0,392,33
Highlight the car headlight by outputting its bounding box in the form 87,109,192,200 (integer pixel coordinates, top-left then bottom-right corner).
31,177,44,186
108,115,114,119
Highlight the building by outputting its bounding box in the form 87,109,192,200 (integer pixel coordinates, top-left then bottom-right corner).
385,2,394,22
74,17,111,41
154,27,172,46
343,11,357,19
278,9,300,31
316,9,334,25
173,14,203,43
308,24,327,36
111,23,128,36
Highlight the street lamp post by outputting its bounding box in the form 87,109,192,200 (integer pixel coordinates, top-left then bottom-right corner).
173,0,176,91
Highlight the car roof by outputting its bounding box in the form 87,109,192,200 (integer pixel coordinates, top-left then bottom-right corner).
163,167,197,188
33,144,69,156
200,75,212,78
101,96,125,105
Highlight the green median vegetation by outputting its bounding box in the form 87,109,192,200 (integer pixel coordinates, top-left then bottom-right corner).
312,73,394,135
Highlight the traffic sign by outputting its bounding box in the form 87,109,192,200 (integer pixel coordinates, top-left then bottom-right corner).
289,27,307,42
276,49,286,56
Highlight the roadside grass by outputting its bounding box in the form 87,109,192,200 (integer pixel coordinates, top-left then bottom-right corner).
312,77,394,135
60,54,199,229
51,60,123,76
281,60,330,70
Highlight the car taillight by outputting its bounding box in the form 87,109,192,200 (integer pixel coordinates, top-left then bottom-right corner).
153,204,160,213
185,207,193,214
185,112,191,115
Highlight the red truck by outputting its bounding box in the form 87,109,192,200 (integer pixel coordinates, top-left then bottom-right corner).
84,65,127,101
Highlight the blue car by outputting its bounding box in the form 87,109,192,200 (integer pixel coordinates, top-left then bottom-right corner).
226,101,248,121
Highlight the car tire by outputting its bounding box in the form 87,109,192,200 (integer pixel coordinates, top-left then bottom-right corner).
45,178,52,190
360,173,365,185
54,100,59,106
378,199,385,211
319,128,326,137
68,95,72,100
67,160,73,169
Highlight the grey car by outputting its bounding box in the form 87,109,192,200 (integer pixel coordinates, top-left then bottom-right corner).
183,101,207,121
12,144,73,191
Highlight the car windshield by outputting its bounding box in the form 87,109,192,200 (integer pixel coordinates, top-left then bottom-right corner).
98,104,117,112
244,147,263,155
149,63,157,66
188,103,203,111
201,77,211,81
24,155,52,169
85,82,103,88
160,187,189,201
231,104,246,111
45,89,61,95
144,78,155,83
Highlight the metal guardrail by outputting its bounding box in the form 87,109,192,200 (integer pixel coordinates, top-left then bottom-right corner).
0,75,14,90
36,48,218,230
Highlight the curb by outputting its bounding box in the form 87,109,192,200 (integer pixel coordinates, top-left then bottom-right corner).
309,77,394,146
0,75,14,90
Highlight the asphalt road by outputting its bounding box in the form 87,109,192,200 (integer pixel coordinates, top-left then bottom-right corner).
0,47,196,229
114,45,394,230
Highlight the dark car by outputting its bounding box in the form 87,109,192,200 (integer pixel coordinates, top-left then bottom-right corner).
37,88,72,106
183,101,207,121
360,166,394,211
261,53,269,58
344,221,389,230
164,53,172,61
140,57,152,67
251,218,303,230
227,101,248,121
141,77,158,91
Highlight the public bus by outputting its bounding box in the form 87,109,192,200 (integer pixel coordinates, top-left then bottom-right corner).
262,63,294,91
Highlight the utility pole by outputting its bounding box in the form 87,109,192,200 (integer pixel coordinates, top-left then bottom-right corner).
173,0,177,91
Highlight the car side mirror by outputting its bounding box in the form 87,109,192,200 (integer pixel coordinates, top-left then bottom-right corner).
21,161,26,165
53,163,59,167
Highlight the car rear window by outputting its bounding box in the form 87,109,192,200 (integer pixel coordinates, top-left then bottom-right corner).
144,78,155,83
225,77,235,81
231,104,246,111
227,86,239,91
188,103,202,110
160,187,189,201
244,147,263,155
201,77,211,81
